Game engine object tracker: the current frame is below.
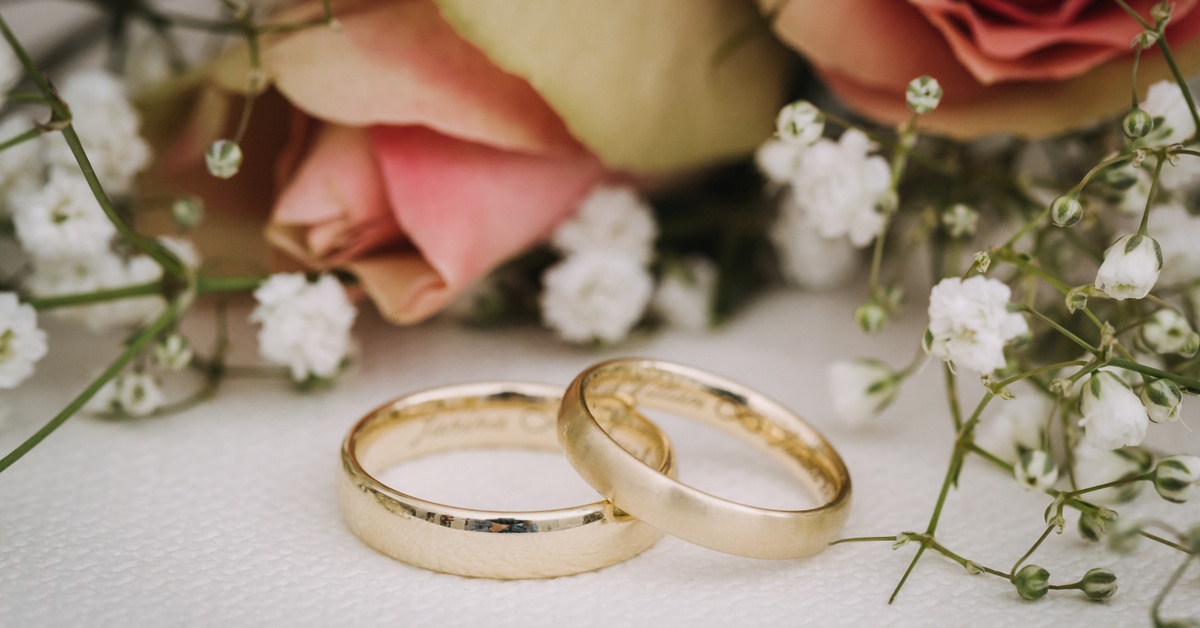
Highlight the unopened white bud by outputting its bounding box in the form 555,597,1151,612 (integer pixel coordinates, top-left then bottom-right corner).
1142,308,1197,356
1050,195,1083,228
906,75,943,114
775,100,824,146
153,333,193,371
941,203,978,238
206,139,243,179
1123,108,1154,138
1141,378,1183,423
171,196,205,230
1154,455,1200,503
1015,450,1059,491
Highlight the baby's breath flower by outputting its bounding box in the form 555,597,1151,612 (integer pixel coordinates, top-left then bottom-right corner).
755,139,806,184
791,129,891,247
856,301,887,335
652,257,716,332
45,71,151,195
1075,444,1152,503
1142,308,1198,356
541,253,653,344
0,115,45,216
171,196,205,230
206,139,243,179
905,76,943,114
1049,195,1083,228
153,333,193,371
1077,510,1112,542
772,197,860,289
1154,204,1200,285
551,185,657,265
1015,450,1058,491
13,170,116,261
1153,455,1200,503
1094,234,1162,300
976,390,1049,464
1123,107,1154,139
1079,568,1118,601
251,273,357,382
114,371,165,417
1014,564,1050,600
827,359,901,427
775,100,824,146
0,293,48,389
1141,378,1183,423
925,276,1029,373
1140,80,1197,146
941,203,977,238
1079,372,1150,450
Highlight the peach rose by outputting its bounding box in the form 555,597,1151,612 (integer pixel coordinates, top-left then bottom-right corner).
764,0,1200,138
161,0,790,323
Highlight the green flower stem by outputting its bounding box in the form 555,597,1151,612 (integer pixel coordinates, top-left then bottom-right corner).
1141,531,1194,555
196,275,264,294
831,536,897,545
944,365,963,431
819,109,955,176
0,15,186,282
967,443,1013,472
995,359,1090,389
1108,357,1200,394
1111,0,1153,29
1016,304,1102,356
1138,150,1165,235
1129,43,1145,109
867,113,919,300
1151,555,1196,624
27,281,162,310
132,1,334,36
0,300,183,474
0,125,45,152
1010,523,1057,578
1112,0,1200,135
890,393,996,602
915,533,1011,579
1062,471,1154,499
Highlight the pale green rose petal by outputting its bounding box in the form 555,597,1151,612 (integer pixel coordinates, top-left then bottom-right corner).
433,0,793,172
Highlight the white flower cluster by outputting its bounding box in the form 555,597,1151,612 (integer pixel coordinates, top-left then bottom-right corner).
827,359,900,427
251,273,357,382
756,101,889,290
1139,80,1200,190
541,185,658,344
925,276,1029,373
3,71,184,333
0,292,48,389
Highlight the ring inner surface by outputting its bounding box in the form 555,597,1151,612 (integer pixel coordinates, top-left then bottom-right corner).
351,390,670,509
583,363,844,506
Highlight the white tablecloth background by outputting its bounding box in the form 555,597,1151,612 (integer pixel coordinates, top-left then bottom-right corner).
2,286,1197,627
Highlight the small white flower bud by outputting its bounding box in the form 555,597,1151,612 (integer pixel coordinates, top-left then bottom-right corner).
171,196,205,230
1079,372,1150,450
1142,308,1197,356
827,359,901,426
906,75,943,114
1066,286,1090,313
855,302,886,335
1131,30,1160,49
775,100,824,146
1152,1,1173,25
1153,454,1200,503
1079,568,1118,600
206,139,243,179
941,203,978,238
1141,378,1183,423
1015,450,1059,491
1106,516,1142,553
1050,195,1084,228
1094,233,1162,300
1014,564,1050,600
1123,108,1155,138
114,372,165,417
1078,510,1111,542
153,333,193,371
973,251,991,273
1188,524,1200,555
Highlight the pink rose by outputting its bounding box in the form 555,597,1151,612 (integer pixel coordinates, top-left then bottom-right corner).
765,0,1200,138
162,0,791,323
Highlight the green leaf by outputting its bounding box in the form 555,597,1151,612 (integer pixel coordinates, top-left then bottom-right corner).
432,0,793,172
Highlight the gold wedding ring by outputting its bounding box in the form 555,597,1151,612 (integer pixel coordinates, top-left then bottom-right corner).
558,358,852,559
338,382,675,578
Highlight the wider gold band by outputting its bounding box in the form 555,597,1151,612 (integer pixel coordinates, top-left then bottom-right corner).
338,382,675,579
558,358,852,559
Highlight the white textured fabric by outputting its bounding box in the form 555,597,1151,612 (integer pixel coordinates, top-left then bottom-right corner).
2,288,1198,627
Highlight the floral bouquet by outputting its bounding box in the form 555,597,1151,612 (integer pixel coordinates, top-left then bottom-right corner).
1,0,1200,623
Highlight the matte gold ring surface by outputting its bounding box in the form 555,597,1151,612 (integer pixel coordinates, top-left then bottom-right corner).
558,359,851,559
339,382,674,579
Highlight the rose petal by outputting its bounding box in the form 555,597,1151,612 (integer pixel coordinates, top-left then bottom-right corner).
434,0,793,171
366,125,605,322
212,0,580,155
